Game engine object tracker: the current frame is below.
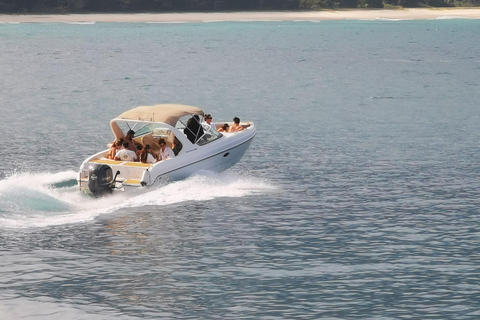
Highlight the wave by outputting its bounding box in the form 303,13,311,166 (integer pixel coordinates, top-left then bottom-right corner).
0,170,275,229
145,21,189,24
372,18,412,22
64,21,96,25
435,15,475,20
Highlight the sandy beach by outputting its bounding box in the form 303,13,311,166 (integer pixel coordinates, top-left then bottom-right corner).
1,8,480,23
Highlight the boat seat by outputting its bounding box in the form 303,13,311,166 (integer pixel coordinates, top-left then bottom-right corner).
92,159,123,165
91,159,152,167
140,135,173,152
121,162,152,168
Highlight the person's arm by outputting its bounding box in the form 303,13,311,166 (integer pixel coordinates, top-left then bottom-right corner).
162,148,174,160
149,153,157,164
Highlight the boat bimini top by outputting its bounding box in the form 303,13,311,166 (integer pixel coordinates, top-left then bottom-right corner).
110,104,204,138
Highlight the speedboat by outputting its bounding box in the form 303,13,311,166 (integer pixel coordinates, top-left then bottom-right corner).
77,104,256,197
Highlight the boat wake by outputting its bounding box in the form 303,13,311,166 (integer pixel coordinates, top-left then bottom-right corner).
0,170,275,229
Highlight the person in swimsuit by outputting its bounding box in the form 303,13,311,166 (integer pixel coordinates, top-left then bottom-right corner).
107,138,124,159
218,123,230,132
125,130,142,153
229,117,245,132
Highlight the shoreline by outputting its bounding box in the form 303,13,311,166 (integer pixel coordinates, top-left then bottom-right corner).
1,8,480,23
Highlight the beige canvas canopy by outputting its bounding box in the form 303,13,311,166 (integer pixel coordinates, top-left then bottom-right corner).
116,104,204,126
110,104,205,140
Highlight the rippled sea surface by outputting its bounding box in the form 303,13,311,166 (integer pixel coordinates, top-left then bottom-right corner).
1,18,480,319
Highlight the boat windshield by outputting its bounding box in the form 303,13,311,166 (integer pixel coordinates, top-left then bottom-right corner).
197,124,223,146
116,121,172,139
176,115,223,145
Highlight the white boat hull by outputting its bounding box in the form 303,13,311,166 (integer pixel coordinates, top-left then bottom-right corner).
77,124,255,194
148,134,254,184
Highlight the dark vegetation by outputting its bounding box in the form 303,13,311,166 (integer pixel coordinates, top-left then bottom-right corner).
0,0,478,13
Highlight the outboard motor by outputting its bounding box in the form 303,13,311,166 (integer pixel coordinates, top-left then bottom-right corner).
88,164,116,197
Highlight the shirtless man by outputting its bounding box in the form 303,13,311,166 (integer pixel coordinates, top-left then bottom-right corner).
125,130,142,153
229,117,250,133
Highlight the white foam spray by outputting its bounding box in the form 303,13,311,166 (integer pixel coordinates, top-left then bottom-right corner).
0,170,276,229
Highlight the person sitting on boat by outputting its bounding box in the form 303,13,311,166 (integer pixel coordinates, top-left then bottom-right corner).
229,117,250,133
157,138,175,161
184,115,204,144
107,138,124,159
139,144,156,164
204,114,216,131
115,142,138,162
218,123,230,132
172,136,182,156
229,117,244,132
125,130,142,153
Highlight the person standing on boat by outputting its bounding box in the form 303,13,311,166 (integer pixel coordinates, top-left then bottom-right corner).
184,115,204,144
204,114,216,131
157,138,175,161
125,130,142,153
115,142,138,162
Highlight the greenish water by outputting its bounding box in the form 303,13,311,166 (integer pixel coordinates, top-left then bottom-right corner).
1,18,480,319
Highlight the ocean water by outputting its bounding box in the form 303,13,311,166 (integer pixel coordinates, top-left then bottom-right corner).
1,17,480,319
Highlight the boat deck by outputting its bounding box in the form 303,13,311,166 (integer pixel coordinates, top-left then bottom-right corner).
90,158,153,167
79,158,154,187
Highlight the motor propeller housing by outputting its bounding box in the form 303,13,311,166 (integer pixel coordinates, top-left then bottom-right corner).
88,164,117,197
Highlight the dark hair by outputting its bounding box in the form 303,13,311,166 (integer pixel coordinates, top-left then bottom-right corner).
123,141,130,148
140,144,151,163
204,114,212,120
113,138,123,148
127,130,135,137
233,117,240,124
222,123,229,130
158,138,166,146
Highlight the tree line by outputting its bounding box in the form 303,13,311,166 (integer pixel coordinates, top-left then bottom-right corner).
0,0,478,13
